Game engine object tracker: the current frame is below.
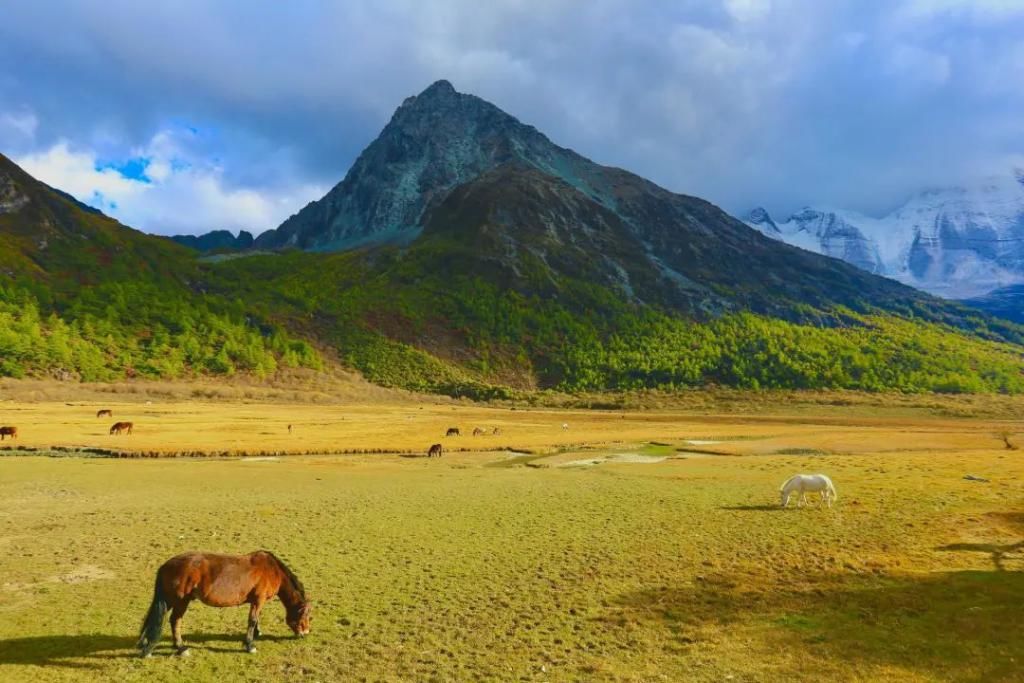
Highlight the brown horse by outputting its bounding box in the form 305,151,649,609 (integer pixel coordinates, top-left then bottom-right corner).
0,426,17,440
110,421,133,435
137,550,311,656
96,409,113,418
427,443,443,458
472,427,485,436
445,427,460,437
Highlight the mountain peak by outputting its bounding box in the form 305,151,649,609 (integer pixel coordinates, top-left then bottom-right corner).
421,79,456,96
255,79,574,251
745,207,777,231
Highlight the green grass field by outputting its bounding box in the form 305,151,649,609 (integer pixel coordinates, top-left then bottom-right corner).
1,403,1023,682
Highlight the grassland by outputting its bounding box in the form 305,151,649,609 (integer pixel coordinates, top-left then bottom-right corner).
0,393,1022,681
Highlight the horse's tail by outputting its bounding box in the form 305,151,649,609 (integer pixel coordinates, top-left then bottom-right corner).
137,573,168,656
826,478,838,501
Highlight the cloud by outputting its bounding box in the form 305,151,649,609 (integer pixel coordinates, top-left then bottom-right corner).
1,0,1022,228
15,133,325,235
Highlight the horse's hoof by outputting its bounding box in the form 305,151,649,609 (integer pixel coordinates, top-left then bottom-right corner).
176,647,190,657
245,646,257,654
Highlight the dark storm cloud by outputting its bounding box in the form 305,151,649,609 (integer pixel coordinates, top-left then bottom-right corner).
1,0,1022,234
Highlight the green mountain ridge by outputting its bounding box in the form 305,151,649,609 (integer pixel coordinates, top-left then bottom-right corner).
2,80,1024,396
0,152,321,380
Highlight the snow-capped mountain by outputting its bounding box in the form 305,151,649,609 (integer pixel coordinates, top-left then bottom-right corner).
746,168,1024,299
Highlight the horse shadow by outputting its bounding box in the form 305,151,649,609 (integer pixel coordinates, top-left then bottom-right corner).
0,634,133,669
719,504,783,511
0,631,295,667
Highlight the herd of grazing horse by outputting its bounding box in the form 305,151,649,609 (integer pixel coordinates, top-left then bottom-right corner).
431,424,502,457
0,404,839,657
1,409,134,442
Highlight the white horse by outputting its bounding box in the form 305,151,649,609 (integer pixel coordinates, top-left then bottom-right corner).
780,474,837,508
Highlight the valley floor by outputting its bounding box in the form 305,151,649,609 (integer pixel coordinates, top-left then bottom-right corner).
0,398,1022,681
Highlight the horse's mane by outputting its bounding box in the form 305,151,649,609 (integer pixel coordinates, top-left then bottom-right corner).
779,474,799,491
265,551,307,602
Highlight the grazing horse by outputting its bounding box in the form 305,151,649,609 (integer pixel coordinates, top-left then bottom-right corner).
446,427,460,437
492,427,502,436
561,423,569,430
0,426,17,440
137,550,311,657
472,427,485,436
427,443,443,458
110,421,134,435
96,409,113,418
780,474,837,509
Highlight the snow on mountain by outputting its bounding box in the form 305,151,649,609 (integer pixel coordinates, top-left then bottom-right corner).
746,168,1024,299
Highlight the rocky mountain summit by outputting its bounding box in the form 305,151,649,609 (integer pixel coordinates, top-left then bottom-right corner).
254,79,596,251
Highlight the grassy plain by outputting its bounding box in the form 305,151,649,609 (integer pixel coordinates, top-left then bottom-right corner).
0,390,1022,681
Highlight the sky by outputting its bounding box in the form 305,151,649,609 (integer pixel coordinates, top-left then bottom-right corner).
1,0,1023,236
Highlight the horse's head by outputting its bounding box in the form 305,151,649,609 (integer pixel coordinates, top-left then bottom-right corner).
780,490,790,508
287,601,312,636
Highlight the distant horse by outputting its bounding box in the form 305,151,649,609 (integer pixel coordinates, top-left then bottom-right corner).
137,550,311,657
0,426,17,440
110,421,134,435
492,427,502,436
446,427,460,437
427,443,443,458
780,474,837,508
472,427,485,436
561,423,569,430
96,409,113,418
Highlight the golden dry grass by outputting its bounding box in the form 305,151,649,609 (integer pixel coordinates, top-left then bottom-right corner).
1,391,1022,457
0,390,1023,681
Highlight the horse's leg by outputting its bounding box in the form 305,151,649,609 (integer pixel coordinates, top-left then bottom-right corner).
244,600,264,653
170,600,191,656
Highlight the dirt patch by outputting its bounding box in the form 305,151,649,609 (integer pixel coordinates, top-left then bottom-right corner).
54,565,116,584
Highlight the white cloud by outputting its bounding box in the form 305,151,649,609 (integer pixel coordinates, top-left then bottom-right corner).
0,110,39,147
723,0,772,23
17,141,147,202
15,133,325,236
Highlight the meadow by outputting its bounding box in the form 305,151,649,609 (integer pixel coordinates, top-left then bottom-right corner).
0,391,1022,681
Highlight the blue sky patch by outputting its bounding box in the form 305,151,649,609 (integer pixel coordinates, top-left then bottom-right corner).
96,156,152,183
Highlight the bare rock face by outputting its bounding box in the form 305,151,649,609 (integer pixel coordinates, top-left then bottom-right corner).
0,171,30,214
255,80,604,251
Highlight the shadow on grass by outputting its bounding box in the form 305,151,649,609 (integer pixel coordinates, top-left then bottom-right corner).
938,541,1024,571
937,512,1024,571
0,631,296,667
719,504,784,511
606,568,1024,682
0,634,133,669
